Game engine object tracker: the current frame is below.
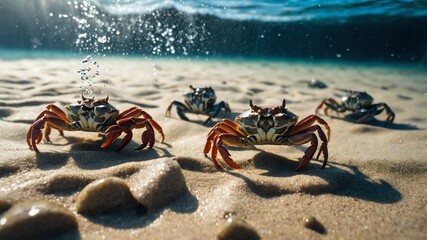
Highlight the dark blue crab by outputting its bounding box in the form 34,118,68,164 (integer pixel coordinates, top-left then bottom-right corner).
165,85,231,125
315,90,395,124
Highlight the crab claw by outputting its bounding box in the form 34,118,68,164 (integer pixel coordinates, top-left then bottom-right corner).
102,117,160,151
27,114,71,153
135,122,155,150
101,125,123,149
211,134,242,170
102,121,134,151
27,118,46,153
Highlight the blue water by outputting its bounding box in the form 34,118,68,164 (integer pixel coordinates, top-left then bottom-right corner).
95,0,427,22
0,0,426,64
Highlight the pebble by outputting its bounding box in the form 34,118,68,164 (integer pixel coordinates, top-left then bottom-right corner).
217,215,260,240
307,79,328,89
304,216,327,234
128,158,188,209
76,177,137,214
0,200,77,240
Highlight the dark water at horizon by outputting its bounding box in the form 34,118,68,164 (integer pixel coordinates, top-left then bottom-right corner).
0,0,426,65
93,0,427,22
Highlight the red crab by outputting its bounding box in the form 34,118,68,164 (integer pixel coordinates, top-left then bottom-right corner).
27,96,164,152
204,99,330,171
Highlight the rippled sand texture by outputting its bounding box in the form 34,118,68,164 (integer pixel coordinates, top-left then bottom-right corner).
0,58,426,239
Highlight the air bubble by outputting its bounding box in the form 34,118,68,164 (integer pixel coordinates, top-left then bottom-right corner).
78,55,102,99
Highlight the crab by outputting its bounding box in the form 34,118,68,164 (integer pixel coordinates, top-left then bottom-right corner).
27,95,165,153
315,90,395,123
204,99,330,171
165,85,231,125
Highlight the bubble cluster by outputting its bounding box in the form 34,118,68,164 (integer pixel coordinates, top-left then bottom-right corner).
50,1,211,95
70,1,106,54
59,1,210,56
77,55,100,98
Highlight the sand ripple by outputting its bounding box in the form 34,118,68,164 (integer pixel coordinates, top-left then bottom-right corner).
0,59,426,239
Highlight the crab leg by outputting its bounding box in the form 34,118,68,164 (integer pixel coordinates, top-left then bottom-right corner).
289,132,318,171
211,133,244,170
27,115,74,153
375,102,395,123
165,101,190,121
289,125,328,170
204,128,222,157
289,114,331,140
27,111,56,147
291,125,328,145
33,105,69,139
117,130,133,151
207,119,246,136
135,122,155,150
142,113,164,143
316,98,345,116
102,117,137,150
39,105,68,137
102,117,157,151
100,129,122,149
33,104,69,121
205,126,237,157
384,104,395,123
287,124,328,170
116,106,138,119
204,119,247,156
116,107,165,143
204,101,231,125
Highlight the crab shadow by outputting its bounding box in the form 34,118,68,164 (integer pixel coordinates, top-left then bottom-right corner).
227,151,402,204
70,137,172,170
339,115,419,130
36,134,172,170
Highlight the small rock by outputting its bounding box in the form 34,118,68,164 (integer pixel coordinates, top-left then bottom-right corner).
76,177,137,214
0,200,77,240
0,196,13,215
307,79,328,89
304,216,327,234
128,158,188,209
217,215,260,240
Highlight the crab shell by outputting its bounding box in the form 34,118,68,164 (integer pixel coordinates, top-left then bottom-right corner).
183,85,217,114
235,99,299,143
341,91,374,111
65,96,119,132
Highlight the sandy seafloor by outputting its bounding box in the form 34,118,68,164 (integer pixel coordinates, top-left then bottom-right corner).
0,57,426,239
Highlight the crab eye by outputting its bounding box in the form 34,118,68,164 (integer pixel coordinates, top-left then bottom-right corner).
275,113,292,120
274,112,296,127
95,105,113,114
